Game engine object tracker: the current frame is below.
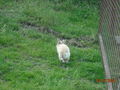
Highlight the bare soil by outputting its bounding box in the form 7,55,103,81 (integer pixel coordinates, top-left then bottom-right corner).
20,21,96,48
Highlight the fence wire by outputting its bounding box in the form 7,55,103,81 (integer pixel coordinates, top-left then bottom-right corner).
99,0,120,90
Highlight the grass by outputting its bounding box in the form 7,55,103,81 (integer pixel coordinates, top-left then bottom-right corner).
0,0,105,90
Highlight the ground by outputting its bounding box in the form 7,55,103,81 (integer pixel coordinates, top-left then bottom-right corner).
0,0,105,90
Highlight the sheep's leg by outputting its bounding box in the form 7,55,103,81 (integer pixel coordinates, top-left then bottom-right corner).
62,60,65,63
59,56,65,63
58,54,63,62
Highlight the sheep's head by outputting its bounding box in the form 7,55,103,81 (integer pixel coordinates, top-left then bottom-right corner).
57,39,66,44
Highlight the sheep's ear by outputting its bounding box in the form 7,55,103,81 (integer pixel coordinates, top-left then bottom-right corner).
62,39,66,43
57,38,60,44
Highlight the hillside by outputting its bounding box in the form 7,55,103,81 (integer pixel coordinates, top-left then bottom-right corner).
0,0,105,90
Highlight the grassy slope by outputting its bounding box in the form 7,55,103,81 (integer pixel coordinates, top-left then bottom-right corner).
0,0,105,90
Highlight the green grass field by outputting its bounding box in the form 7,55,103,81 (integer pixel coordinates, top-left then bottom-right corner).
0,0,105,90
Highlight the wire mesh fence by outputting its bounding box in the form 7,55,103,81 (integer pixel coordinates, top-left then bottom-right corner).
99,0,120,90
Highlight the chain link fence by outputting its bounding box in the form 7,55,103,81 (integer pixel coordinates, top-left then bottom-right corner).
99,0,120,90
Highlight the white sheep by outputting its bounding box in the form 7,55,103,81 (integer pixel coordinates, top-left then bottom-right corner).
56,39,70,63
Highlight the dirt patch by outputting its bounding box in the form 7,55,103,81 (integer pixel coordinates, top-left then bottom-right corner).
20,21,60,36
20,21,96,48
